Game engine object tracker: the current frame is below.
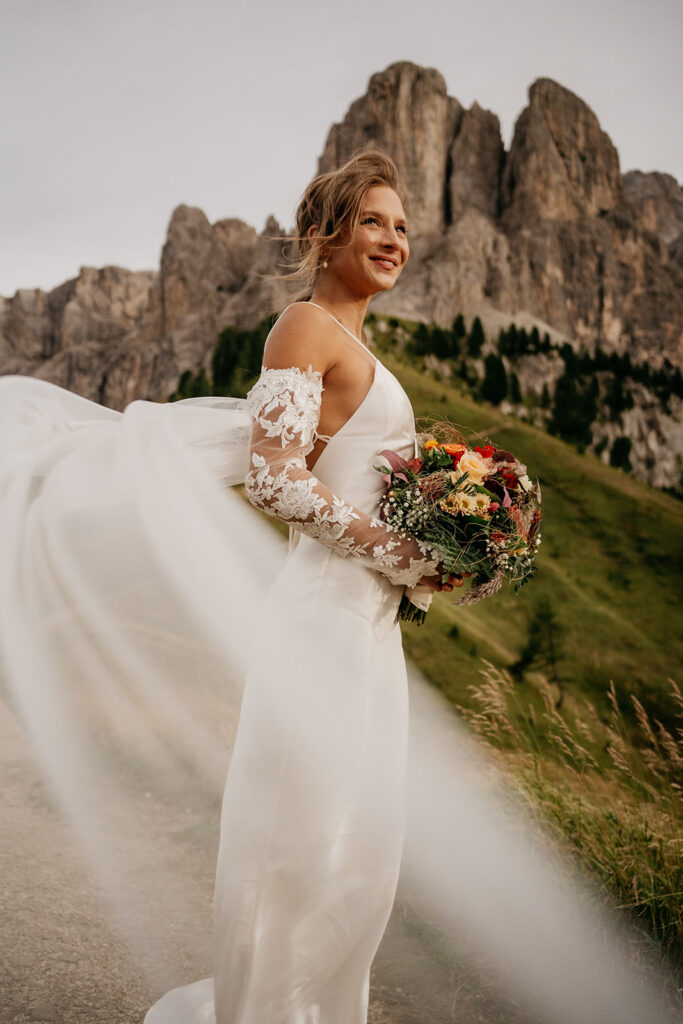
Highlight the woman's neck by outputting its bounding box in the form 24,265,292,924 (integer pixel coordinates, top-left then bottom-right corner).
308,289,371,342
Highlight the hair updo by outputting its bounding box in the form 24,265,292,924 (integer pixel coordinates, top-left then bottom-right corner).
264,148,409,309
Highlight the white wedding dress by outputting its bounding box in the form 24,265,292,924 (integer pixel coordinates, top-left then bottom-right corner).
145,303,441,1024
0,301,440,1024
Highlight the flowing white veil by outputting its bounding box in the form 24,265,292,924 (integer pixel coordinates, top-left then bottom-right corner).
0,374,279,848
1,374,679,1024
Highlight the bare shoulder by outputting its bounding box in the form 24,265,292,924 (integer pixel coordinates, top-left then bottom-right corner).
262,302,339,376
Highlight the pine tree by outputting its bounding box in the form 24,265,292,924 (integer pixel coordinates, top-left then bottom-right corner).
498,325,518,357
480,353,508,404
605,375,634,418
169,370,195,402
610,436,632,471
431,326,450,359
467,316,485,357
192,368,211,397
508,372,522,404
452,314,466,340
410,322,430,356
518,328,530,354
560,342,579,375
548,372,595,447
212,326,239,392
169,367,212,401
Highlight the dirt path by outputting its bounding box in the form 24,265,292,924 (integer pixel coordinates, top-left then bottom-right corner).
0,687,545,1024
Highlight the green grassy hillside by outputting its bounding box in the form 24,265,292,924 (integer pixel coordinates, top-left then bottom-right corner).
380,339,682,735
375,319,683,990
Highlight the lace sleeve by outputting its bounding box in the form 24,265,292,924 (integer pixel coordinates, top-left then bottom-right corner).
243,365,443,588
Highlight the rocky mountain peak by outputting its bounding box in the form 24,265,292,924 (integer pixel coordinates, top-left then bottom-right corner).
318,60,463,237
502,77,623,228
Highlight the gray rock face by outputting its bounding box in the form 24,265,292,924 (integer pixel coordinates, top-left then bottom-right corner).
155,205,261,398
622,169,683,269
1,60,681,489
501,78,623,228
319,62,463,238
622,170,683,243
0,266,161,407
0,213,280,409
447,103,504,225
590,386,683,490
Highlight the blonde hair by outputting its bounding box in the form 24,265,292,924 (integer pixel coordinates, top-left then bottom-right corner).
262,148,409,311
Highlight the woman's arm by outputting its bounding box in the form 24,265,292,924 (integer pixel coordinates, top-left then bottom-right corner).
243,309,443,588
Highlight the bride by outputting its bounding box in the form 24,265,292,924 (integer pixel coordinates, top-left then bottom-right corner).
1,149,459,1024
148,150,462,1023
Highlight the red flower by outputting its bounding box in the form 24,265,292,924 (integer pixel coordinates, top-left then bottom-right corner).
499,469,518,489
406,457,424,473
475,444,496,459
440,443,466,468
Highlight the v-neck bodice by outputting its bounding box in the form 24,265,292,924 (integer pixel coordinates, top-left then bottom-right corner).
311,357,417,515
275,302,418,515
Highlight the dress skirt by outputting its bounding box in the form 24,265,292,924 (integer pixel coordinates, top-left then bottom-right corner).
146,534,409,1024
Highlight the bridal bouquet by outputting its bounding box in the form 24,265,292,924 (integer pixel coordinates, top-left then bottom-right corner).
375,422,542,624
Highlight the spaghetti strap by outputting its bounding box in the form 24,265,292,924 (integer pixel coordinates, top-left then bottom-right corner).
306,301,375,360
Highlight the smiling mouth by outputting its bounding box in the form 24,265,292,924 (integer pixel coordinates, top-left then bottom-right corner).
370,257,398,270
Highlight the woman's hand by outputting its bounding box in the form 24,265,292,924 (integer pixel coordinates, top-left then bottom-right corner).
417,564,471,593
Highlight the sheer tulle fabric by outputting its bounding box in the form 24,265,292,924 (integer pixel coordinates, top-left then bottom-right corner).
0,375,281,819
0,352,429,1024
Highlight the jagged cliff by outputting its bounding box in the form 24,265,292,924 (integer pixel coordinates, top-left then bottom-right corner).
1,61,681,486
319,65,681,370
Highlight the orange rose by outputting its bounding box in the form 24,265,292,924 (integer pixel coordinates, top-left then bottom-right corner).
441,443,467,456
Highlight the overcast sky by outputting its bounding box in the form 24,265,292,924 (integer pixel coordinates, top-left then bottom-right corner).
1,0,681,297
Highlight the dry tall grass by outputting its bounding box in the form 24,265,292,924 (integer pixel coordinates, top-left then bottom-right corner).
453,661,683,1002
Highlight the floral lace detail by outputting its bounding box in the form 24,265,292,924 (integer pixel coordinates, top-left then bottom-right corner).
244,366,442,588
247,364,323,452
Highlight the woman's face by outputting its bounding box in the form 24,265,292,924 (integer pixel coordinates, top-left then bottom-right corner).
325,184,410,296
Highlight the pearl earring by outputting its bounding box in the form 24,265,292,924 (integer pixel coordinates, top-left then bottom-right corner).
322,251,328,269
